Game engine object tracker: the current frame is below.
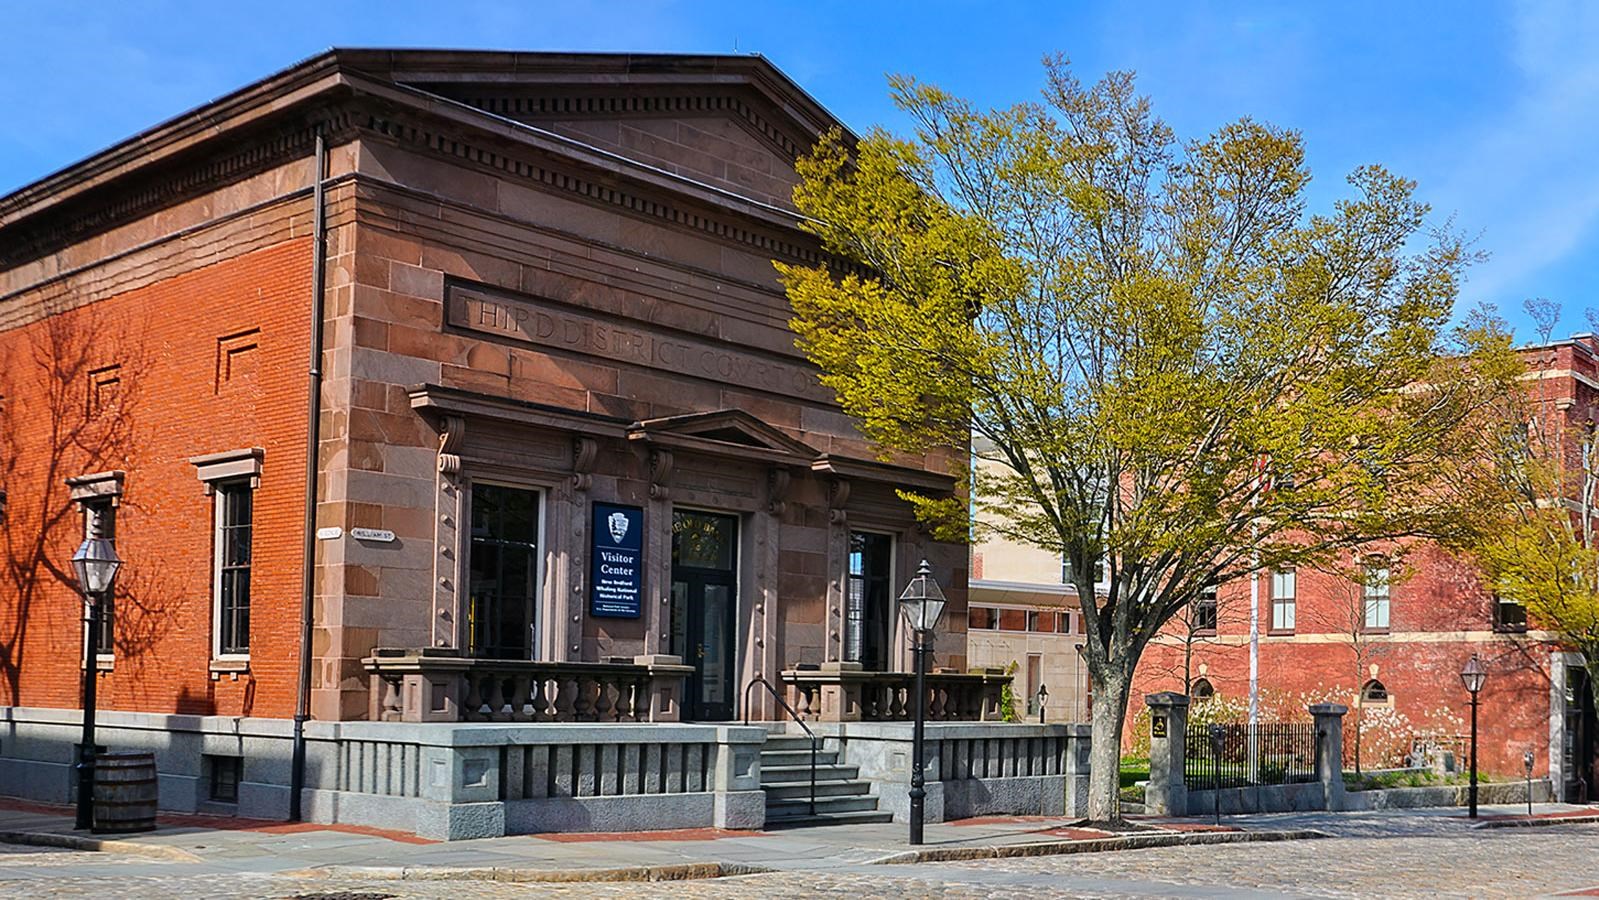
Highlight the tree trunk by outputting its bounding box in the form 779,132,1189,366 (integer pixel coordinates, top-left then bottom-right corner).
1086,670,1133,823
1354,704,1363,774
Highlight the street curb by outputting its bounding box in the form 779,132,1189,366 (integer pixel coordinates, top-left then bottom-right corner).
0,830,202,863
866,828,1333,865
285,861,774,883
1473,814,1599,830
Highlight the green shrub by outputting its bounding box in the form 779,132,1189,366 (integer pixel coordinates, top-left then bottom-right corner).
999,661,1021,723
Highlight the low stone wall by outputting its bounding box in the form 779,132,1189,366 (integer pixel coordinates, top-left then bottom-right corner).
1344,778,1554,810
0,706,298,819
808,721,1090,823
0,706,765,839
1184,780,1328,815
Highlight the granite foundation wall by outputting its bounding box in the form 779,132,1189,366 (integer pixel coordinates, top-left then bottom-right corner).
1182,780,1328,816
808,721,1090,822
1342,778,1554,810
0,706,765,839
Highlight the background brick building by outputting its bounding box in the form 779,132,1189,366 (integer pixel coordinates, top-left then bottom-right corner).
1131,336,1599,800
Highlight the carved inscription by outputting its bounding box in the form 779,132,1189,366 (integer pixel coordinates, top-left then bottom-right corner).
446,282,832,402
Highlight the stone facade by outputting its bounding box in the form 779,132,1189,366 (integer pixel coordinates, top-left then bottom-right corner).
0,50,975,828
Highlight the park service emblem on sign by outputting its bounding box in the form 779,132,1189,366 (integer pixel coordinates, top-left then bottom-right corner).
608,511,630,544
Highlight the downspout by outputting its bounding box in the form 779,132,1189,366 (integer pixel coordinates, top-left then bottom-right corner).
290,129,328,822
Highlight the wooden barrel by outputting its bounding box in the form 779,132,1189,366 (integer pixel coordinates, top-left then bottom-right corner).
92,751,157,833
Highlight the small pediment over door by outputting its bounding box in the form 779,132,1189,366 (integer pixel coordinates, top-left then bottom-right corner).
627,409,818,466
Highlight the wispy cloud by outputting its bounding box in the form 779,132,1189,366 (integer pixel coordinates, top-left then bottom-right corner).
1432,0,1599,309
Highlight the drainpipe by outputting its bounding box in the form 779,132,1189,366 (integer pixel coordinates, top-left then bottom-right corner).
290,129,328,822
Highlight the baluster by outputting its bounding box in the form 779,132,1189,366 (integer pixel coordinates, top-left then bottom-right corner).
594,675,615,722
464,672,486,720
484,675,508,720
575,676,597,721
618,675,640,721
511,674,533,721
531,674,551,721
794,684,813,721
379,675,403,721
890,682,907,720
552,676,577,722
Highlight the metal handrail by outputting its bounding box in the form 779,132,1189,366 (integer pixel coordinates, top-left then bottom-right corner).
743,673,819,817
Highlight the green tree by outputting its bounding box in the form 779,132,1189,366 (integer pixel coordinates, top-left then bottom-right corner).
777,56,1515,822
1470,304,1599,747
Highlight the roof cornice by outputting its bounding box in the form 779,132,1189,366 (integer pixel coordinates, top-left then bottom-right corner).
0,50,347,230
0,49,849,241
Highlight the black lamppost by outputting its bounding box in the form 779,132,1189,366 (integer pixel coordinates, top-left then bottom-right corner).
1460,654,1487,819
70,533,121,831
898,559,946,846
1037,683,1049,724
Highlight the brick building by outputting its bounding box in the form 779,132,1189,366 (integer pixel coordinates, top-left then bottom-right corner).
0,51,1087,838
1131,336,1599,802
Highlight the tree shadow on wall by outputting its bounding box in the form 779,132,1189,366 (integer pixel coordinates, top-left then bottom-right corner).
0,294,152,703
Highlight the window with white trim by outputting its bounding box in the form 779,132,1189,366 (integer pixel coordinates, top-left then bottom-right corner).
67,471,123,663
85,498,116,657
1363,559,1391,630
213,481,253,657
1062,554,1110,592
191,449,263,661
1493,595,1528,632
1193,583,1218,634
1271,568,1296,632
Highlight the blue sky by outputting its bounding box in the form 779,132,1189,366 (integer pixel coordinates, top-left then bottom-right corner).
4,1,1596,337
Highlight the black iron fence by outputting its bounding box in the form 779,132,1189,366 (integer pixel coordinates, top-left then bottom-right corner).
1185,722,1319,788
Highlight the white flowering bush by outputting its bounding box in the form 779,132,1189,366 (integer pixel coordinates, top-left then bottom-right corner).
1123,683,1470,773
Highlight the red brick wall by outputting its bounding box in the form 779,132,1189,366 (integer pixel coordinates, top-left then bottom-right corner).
0,241,311,718
1131,542,1556,777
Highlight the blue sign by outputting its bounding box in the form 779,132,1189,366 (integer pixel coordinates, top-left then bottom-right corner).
590,502,644,618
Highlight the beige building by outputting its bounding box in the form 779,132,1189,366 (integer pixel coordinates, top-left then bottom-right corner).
968,443,1094,722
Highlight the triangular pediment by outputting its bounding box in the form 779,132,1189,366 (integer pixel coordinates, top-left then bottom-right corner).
369,52,845,210
628,409,817,463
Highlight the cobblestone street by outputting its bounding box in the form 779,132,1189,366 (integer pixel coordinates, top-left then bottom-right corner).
5,823,1598,898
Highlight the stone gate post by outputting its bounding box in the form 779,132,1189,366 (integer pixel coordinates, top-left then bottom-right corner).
1310,702,1348,811
1144,692,1189,816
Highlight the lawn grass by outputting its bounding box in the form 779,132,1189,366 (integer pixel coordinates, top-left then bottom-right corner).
1343,768,1501,791
1120,756,1150,789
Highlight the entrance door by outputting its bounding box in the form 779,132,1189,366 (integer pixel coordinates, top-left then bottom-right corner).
671,510,738,721
466,483,541,659
1565,667,1596,802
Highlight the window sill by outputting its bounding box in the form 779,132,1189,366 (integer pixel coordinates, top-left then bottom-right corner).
1360,628,1390,636
210,659,251,680
1492,625,1529,635
1192,629,1218,638
1267,629,1295,637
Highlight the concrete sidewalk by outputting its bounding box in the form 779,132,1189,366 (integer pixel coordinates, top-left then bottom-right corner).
0,799,1590,883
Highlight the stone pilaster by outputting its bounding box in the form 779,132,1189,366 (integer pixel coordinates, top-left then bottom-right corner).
1144,691,1190,816
1310,702,1349,811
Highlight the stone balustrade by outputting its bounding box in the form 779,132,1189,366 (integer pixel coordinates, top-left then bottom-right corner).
364,648,694,724
780,662,1009,722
